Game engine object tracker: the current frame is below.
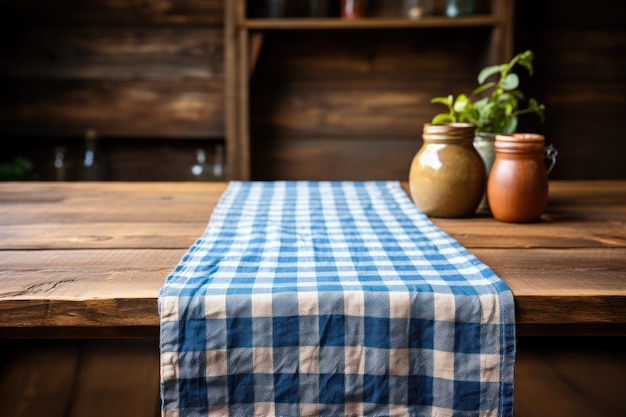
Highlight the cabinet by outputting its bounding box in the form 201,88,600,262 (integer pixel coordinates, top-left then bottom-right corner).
225,0,514,180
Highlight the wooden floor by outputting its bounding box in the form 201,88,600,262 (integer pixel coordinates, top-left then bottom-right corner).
0,337,624,417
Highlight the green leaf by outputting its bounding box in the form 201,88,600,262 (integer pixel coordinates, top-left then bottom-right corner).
453,102,467,113
528,98,546,122
501,73,519,90
501,117,517,134
473,97,488,108
432,114,455,124
477,65,502,84
496,93,511,106
528,98,542,110
516,50,534,75
472,82,496,96
452,94,470,112
511,90,525,100
431,96,453,106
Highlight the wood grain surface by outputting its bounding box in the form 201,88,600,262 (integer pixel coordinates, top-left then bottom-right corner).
0,181,624,336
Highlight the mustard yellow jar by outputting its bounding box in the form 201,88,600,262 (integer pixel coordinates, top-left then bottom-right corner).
409,123,486,218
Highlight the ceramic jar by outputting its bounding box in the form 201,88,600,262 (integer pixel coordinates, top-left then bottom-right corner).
409,123,486,218
487,133,557,223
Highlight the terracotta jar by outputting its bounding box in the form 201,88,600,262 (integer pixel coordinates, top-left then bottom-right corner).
409,123,486,218
487,133,557,223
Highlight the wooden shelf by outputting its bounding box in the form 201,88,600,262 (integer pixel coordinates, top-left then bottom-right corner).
226,0,514,180
243,15,500,30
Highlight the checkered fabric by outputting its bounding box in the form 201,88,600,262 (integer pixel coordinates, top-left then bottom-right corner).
160,181,515,417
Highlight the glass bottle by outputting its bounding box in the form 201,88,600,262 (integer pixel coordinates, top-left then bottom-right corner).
445,0,474,17
54,146,68,181
404,0,434,19
80,129,103,181
191,144,226,181
213,144,224,179
408,123,486,218
487,133,558,223
191,148,212,181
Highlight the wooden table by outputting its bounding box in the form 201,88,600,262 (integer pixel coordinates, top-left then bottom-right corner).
0,181,624,338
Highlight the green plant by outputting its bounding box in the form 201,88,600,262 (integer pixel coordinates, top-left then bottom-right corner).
0,157,36,181
431,50,546,134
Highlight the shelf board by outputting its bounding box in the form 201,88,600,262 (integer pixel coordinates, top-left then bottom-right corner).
242,15,500,30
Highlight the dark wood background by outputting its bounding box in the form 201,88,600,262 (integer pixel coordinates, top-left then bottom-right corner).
0,0,226,181
1,0,624,181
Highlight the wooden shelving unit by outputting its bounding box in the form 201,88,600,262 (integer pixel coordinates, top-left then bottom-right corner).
243,15,500,30
225,0,514,180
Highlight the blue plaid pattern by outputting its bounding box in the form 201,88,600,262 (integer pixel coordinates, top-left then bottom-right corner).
160,181,515,417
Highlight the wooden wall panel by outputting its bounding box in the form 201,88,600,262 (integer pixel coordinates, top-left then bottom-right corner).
0,0,225,180
249,29,492,179
539,83,626,180
251,79,475,137
1,0,224,25
251,136,420,180
0,28,224,79
0,80,224,137
253,30,492,78
534,32,626,80
515,0,626,179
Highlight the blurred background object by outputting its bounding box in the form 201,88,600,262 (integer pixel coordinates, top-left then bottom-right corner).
404,0,434,19
445,0,475,17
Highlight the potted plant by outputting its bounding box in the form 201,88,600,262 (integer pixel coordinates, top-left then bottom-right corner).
431,50,545,133
430,49,546,209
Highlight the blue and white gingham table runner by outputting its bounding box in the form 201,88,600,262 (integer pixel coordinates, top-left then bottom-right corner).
160,181,515,417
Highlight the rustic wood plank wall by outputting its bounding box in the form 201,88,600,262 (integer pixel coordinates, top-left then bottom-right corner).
0,0,226,181
249,28,493,180
247,0,497,181
515,0,626,180
1,0,624,180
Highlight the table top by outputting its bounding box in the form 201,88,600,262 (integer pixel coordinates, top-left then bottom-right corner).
0,180,624,337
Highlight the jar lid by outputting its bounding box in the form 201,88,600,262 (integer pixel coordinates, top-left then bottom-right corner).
423,123,475,142
495,133,545,153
